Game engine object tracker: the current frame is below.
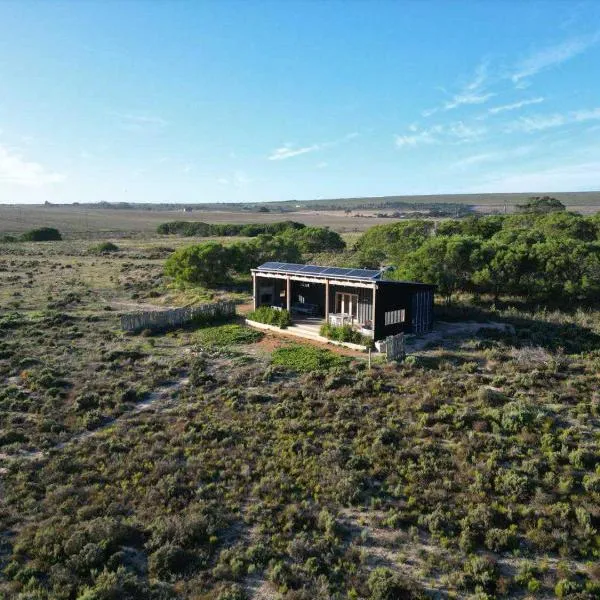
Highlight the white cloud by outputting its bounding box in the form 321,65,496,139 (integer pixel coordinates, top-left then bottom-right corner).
511,33,600,83
395,121,486,148
423,61,495,116
450,145,534,170
0,144,65,187
268,132,359,160
507,107,600,133
113,112,168,132
443,92,495,112
268,144,320,160
451,152,499,169
488,97,545,115
395,126,442,147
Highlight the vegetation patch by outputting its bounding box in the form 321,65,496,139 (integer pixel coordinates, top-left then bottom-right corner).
88,241,120,254
247,306,291,328
195,324,263,347
271,343,348,372
319,323,368,345
20,227,62,241
157,219,304,237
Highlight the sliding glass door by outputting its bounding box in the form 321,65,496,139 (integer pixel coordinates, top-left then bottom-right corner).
335,292,358,319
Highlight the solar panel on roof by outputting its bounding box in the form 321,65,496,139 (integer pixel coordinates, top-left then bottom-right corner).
257,262,383,280
345,268,380,278
322,267,348,275
299,265,324,273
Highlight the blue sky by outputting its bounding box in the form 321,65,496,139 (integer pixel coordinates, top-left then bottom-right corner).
1,0,600,204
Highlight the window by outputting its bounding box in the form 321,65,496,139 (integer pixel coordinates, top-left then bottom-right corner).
385,309,405,326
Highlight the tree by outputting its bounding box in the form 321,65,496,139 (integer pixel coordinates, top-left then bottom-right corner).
354,220,434,263
517,196,566,214
232,234,302,272
164,242,236,286
535,211,597,242
395,235,481,303
472,241,537,300
281,226,346,253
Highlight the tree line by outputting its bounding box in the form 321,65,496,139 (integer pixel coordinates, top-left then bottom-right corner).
165,227,345,286
355,209,600,304
157,220,305,237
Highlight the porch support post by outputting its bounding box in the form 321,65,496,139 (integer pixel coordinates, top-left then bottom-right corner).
252,272,257,311
325,279,330,323
286,276,291,312
372,284,377,330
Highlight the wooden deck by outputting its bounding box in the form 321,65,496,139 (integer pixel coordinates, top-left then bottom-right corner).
245,317,368,352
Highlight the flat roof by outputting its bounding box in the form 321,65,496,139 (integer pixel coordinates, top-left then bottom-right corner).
254,262,436,288
255,262,384,281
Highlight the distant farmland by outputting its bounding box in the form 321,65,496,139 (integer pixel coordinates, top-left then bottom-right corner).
1,190,599,237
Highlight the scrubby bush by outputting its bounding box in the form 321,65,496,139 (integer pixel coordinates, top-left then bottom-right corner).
89,241,119,254
367,567,424,600
20,227,62,241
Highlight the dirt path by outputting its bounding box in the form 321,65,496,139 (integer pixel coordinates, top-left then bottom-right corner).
406,320,515,352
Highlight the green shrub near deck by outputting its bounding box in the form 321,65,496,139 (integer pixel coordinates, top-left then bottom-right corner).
247,306,291,328
271,344,348,372
319,323,368,345
195,324,263,347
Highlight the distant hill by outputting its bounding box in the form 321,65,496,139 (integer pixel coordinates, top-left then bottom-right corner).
21,191,600,213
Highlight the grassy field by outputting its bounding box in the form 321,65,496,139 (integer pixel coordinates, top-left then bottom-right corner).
1,235,600,599
2,191,600,238
0,206,408,237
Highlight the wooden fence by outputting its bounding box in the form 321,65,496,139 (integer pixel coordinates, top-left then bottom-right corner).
120,301,236,332
380,332,405,361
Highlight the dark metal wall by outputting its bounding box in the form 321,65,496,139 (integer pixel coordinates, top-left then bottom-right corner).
374,282,435,339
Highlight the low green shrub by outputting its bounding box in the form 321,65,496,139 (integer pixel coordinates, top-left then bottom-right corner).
367,567,425,600
20,227,62,241
271,344,348,372
196,324,263,347
88,241,119,254
247,306,291,328
319,323,368,345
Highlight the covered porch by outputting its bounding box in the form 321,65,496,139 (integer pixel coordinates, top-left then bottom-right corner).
250,262,433,342
252,269,376,339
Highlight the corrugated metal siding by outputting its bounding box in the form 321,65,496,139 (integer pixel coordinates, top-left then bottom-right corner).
374,282,435,339
411,289,434,334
